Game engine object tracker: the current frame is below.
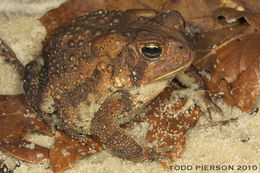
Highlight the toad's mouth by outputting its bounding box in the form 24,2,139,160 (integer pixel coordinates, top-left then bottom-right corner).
152,55,194,82
152,65,185,81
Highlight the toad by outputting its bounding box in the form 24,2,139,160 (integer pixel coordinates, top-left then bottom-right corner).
3,9,196,161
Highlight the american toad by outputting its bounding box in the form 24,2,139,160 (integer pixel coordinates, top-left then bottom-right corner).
6,9,196,161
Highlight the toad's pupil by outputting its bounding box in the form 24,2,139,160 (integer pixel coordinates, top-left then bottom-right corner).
141,45,162,60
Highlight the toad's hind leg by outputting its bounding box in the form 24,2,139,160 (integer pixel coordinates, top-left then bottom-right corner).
91,91,162,162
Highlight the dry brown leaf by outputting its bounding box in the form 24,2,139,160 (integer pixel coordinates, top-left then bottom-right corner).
200,33,260,111
49,131,102,173
140,83,202,161
193,21,249,68
193,6,259,65
0,95,51,163
0,141,49,164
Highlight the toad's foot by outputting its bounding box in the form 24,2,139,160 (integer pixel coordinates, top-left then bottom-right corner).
171,66,222,117
91,91,165,162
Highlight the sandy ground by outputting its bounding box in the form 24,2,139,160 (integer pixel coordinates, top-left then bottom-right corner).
0,1,260,173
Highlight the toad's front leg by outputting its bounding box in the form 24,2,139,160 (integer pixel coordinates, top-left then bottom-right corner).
91,91,161,162
171,65,222,116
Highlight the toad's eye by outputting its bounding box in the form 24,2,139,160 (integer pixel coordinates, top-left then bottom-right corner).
141,44,162,61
